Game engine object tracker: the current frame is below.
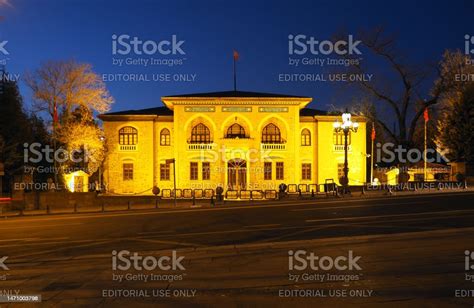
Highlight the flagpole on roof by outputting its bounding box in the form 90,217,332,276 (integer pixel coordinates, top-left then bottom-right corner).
233,50,239,91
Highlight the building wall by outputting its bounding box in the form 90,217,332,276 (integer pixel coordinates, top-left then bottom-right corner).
170,102,302,192
102,101,367,195
103,119,155,194
316,118,367,186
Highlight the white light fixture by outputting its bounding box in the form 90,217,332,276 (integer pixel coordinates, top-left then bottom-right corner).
334,110,358,133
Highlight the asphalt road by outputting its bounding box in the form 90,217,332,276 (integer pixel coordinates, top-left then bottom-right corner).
1,191,474,306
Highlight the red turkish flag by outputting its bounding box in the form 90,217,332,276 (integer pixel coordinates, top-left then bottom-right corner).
371,125,376,141
423,108,429,122
233,50,239,61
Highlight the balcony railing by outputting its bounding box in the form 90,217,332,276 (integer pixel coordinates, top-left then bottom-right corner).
188,143,214,150
118,144,137,151
333,144,352,152
261,143,286,151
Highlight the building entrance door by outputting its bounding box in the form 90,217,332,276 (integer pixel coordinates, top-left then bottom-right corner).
227,159,247,191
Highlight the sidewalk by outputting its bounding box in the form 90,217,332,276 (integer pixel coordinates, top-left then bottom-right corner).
0,187,472,218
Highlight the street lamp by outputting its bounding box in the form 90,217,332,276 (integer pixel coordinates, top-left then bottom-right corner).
333,109,359,195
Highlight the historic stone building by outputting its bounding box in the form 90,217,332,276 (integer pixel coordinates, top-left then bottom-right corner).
99,91,367,196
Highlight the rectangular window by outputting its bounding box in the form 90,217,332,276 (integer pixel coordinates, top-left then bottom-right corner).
264,162,272,180
333,131,351,145
276,162,284,180
202,162,210,180
160,134,170,146
190,162,198,180
123,163,133,181
302,163,311,180
160,163,170,180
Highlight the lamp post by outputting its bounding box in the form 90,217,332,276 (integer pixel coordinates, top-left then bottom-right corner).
333,110,359,195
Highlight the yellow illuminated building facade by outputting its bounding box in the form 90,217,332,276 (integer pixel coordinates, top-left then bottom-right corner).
99,91,367,195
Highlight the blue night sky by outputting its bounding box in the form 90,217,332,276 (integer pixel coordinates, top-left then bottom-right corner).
0,0,473,114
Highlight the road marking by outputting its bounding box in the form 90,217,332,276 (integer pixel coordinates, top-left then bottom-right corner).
11,239,114,260
137,230,175,235
243,224,281,228
291,200,431,212
134,238,205,247
0,191,472,224
156,226,302,237
0,238,39,242
0,222,83,230
305,208,474,223
0,237,69,245
352,212,474,225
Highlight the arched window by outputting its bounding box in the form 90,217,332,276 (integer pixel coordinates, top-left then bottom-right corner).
160,128,170,146
119,126,138,145
262,123,282,144
301,129,311,146
190,123,211,143
226,123,246,139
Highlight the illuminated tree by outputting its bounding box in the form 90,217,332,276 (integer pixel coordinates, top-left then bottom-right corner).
26,60,113,184
436,84,474,163
57,106,105,176
26,60,113,128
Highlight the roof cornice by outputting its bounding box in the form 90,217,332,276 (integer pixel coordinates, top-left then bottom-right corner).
98,114,157,121
161,97,312,110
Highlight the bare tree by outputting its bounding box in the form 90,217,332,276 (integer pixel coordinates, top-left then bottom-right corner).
26,60,113,128
25,60,113,185
336,28,473,147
